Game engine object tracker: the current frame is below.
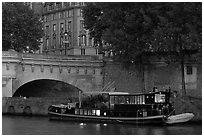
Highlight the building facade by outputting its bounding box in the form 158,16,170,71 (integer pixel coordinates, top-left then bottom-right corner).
42,2,98,56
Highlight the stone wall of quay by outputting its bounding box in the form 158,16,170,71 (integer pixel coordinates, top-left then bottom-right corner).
2,97,78,116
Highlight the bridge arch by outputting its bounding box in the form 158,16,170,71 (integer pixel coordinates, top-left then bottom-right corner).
13,79,82,98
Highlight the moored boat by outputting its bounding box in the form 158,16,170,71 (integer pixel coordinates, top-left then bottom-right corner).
48,90,177,125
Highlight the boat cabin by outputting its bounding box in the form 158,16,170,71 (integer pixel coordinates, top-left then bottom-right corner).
108,91,173,117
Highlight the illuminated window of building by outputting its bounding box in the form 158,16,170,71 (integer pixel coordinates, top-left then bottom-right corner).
187,65,193,75
60,23,64,31
53,24,56,32
82,35,86,46
80,9,83,16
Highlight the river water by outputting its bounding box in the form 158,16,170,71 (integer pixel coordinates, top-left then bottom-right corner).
2,115,202,135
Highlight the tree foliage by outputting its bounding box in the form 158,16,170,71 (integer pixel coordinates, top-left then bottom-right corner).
83,2,201,95
83,2,201,63
2,2,44,52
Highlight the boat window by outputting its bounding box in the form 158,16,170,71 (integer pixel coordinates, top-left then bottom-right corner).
114,96,119,104
84,109,87,115
142,95,145,104
134,95,145,104
75,108,80,115
139,96,142,104
134,96,138,104
125,96,130,104
96,110,100,116
118,96,125,104
155,94,166,103
92,110,96,115
130,96,135,104
80,109,83,115
88,109,92,115
110,96,114,104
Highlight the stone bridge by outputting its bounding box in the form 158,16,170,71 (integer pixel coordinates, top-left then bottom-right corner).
2,51,104,97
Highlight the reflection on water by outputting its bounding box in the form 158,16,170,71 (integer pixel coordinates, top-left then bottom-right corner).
2,115,202,135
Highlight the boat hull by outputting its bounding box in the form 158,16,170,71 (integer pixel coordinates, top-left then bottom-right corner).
48,111,165,125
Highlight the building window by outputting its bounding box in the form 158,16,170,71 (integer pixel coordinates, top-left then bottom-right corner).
46,39,49,49
60,36,63,48
53,24,56,32
81,48,85,55
51,14,54,20
80,20,84,30
54,13,57,20
49,5,52,11
68,10,73,17
44,15,47,22
60,23,64,31
186,66,193,75
79,9,83,16
52,37,56,49
60,11,64,19
80,35,86,46
46,25,49,35
66,11,69,18
68,21,71,31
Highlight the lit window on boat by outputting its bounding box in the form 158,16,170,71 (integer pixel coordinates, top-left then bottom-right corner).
75,108,79,115
88,109,92,115
142,95,145,104
155,94,166,103
80,109,83,115
104,112,106,116
84,109,87,115
96,110,100,116
92,110,96,115
135,96,139,104
125,96,130,104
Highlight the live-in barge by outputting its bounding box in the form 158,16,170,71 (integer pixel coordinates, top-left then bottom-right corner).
48,91,176,124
